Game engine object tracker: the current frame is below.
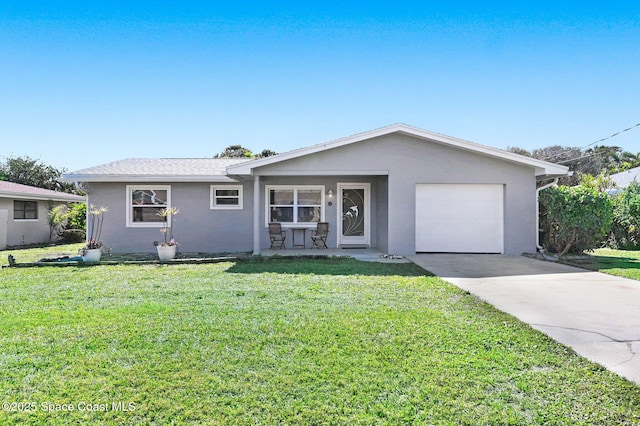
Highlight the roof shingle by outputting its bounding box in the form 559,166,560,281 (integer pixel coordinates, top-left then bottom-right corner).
0,181,85,202
63,158,253,182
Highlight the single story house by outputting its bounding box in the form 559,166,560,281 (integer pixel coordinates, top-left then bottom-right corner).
0,181,86,250
62,124,569,255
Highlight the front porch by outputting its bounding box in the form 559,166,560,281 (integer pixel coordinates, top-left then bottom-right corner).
252,175,389,255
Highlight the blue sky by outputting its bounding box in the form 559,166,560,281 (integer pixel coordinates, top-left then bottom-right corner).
1,1,639,171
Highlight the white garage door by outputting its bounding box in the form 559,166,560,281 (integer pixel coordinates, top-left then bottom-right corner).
416,184,504,253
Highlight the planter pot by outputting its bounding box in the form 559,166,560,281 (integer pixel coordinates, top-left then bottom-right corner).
157,245,177,261
82,248,102,263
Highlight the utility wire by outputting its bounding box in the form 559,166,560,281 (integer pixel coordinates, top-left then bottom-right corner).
583,121,640,149
538,121,640,163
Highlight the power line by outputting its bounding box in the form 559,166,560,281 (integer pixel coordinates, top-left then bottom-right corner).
583,121,640,149
537,121,640,163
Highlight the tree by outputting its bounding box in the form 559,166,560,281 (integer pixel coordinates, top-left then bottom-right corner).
214,145,277,159
0,156,75,192
579,172,616,193
214,145,253,158
508,145,640,186
256,149,277,158
505,146,532,157
532,145,582,165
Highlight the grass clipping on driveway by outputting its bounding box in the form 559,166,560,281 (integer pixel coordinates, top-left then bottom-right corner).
1,257,639,425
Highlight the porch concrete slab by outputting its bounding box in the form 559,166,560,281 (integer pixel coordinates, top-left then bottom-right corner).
409,254,640,385
260,248,410,263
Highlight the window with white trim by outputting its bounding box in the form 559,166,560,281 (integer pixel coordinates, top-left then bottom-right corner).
14,200,38,220
126,185,171,227
266,185,324,225
210,185,243,210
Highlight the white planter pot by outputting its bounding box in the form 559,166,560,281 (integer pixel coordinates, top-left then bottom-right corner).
157,245,177,261
82,248,102,263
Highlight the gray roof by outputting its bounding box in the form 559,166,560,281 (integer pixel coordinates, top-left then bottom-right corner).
610,166,640,188
0,180,85,202
63,158,253,182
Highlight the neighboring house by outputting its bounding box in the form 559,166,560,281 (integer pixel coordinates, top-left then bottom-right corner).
610,166,640,189
0,181,86,250
62,124,569,256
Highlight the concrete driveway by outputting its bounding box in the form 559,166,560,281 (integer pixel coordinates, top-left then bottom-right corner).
409,254,640,385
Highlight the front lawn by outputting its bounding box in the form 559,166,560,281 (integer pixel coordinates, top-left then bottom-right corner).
1,243,85,266
563,248,640,281
1,247,639,424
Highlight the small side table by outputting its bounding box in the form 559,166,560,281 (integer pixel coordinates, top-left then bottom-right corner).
290,227,308,248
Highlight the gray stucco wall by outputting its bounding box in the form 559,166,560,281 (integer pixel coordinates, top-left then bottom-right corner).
255,133,537,255
0,199,64,247
85,182,254,253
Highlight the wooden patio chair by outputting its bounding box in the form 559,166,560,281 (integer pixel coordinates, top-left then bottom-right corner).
268,222,286,249
310,222,329,249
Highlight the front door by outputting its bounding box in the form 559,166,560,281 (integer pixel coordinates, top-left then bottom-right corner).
338,183,370,246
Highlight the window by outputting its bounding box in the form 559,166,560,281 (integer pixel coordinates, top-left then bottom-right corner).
126,185,171,227
266,185,324,225
210,185,243,210
14,200,38,220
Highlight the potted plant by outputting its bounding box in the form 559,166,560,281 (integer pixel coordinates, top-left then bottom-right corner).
81,205,109,263
154,207,180,261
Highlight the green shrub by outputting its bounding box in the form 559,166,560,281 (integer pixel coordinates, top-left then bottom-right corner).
610,181,640,249
66,202,86,230
48,203,86,243
539,185,613,255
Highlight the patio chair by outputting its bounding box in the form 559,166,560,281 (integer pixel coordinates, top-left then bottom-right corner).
310,222,329,249
268,222,286,249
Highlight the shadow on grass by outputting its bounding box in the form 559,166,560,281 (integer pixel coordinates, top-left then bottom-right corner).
226,257,432,277
565,255,640,271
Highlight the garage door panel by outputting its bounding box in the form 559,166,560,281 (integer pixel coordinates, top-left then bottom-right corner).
418,219,501,240
415,184,503,253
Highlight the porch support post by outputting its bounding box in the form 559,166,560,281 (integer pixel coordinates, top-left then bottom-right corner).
253,175,261,255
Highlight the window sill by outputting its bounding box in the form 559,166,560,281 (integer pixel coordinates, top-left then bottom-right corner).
126,222,165,228
266,223,320,228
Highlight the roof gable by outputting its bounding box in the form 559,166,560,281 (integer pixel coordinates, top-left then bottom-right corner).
227,123,570,178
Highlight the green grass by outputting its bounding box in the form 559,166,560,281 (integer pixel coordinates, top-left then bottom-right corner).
563,248,640,281
1,243,85,266
1,246,640,424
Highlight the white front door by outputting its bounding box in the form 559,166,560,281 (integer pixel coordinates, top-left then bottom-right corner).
338,183,370,246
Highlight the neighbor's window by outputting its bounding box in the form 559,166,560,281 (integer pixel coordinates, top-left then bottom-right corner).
266,185,324,225
210,185,243,210
14,200,38,220
126,185,171,227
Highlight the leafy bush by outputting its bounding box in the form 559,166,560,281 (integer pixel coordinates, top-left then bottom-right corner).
539,185,613,255
66,202,86,230
48,203,86,243
609,181,640,249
